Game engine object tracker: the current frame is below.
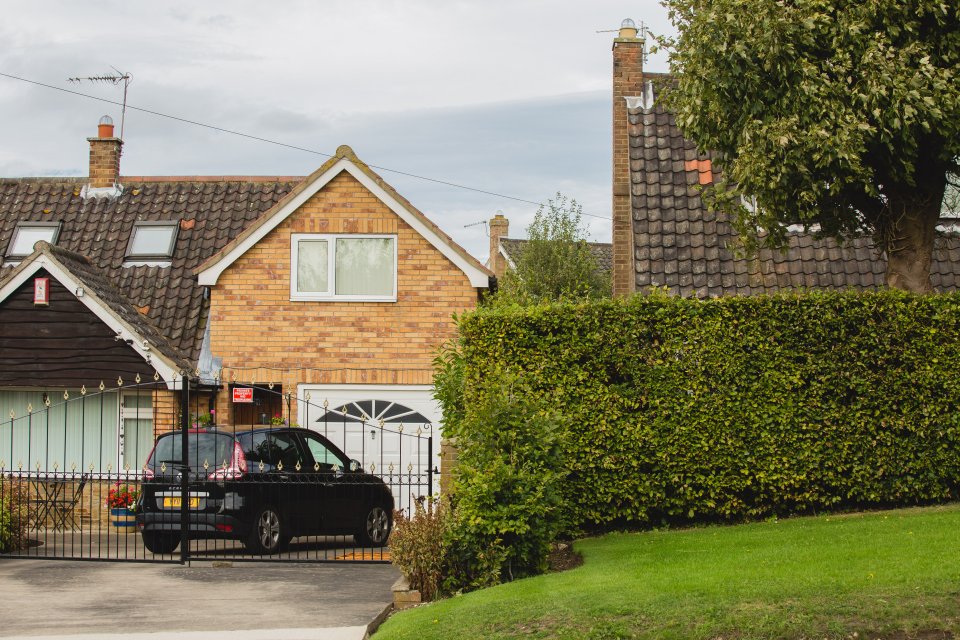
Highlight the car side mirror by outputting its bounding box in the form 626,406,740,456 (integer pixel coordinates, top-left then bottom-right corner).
349,459,362,472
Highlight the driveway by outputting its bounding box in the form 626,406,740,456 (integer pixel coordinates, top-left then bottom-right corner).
0,559,399,639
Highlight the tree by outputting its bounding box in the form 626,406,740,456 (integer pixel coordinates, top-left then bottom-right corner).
494,193,610,303
660,0,960,292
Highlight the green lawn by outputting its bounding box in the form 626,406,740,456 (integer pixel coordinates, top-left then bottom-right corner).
375,503,960,639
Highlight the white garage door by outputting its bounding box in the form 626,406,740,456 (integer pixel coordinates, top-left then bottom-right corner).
296,384,441,507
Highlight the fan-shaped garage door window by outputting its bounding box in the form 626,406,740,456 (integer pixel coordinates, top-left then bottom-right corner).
315,400,430,426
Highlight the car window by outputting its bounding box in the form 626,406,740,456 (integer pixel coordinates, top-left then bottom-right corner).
238,431,303,471
148,432,234,473
302,434,346,470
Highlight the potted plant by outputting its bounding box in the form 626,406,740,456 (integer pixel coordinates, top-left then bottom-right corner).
106,482,139,532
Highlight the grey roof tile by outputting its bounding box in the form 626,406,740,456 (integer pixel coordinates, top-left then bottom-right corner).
626,94,960,296
0,177,299,365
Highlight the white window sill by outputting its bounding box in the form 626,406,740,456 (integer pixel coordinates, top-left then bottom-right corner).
290,295,397,303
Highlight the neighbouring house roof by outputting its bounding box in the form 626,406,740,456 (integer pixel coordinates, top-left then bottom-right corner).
629,85,960,297
0,242,193,382
0,176,300,366
498,238,613,274
197,145,493,288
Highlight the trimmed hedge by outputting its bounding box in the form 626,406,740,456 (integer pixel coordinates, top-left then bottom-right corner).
441,290,960,531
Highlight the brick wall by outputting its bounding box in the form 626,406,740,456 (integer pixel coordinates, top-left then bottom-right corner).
612,34,644,297
87,137,122,189
209,172,480,423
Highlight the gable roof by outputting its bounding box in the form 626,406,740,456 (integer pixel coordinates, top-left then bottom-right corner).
0,176,300,366
628,82,960,296
0,242,193,383
499,238,613,273
197,145,493,288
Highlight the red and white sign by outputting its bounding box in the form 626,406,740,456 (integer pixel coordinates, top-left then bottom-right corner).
33,277,50,305
232,387,254,403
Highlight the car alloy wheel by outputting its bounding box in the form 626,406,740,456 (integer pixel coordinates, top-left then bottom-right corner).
247,506,283,555
364,506,390,546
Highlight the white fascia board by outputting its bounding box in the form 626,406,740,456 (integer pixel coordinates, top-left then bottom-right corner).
0,257,181,388
197,160,489,288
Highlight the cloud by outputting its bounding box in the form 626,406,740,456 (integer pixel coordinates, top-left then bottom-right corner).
0,0,671,258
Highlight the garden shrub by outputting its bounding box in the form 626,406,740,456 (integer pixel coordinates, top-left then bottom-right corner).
439,368,569,589
389,498,449,602
437,290,960,535
0,478,30,552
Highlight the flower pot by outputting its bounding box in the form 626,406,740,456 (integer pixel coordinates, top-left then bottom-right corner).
110,507,137,532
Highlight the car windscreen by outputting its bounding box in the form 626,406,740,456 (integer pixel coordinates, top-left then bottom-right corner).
147,432,235,474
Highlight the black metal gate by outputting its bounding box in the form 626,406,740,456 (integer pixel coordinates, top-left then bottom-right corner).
0,377,434,564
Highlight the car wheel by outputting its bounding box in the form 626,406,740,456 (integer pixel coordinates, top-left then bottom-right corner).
355,505,391,547
246,506,284,555
141,531,180,554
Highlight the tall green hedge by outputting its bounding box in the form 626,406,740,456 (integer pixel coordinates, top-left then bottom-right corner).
441,290,960,531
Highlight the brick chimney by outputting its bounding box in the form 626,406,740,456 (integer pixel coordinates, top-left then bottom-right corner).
612,19,644,297
87,115,123,190
488,212,509,278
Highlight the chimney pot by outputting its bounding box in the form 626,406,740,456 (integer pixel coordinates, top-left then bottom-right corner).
619,18,639,39
97,115,115,138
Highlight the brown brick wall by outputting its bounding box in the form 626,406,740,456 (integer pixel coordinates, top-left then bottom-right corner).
612,36,644,297
87,138,122,189
209,172,480,424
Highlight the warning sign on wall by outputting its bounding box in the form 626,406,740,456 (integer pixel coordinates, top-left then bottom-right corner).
232,387,254,403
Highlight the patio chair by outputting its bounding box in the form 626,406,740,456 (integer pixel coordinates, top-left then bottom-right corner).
48,474,89,532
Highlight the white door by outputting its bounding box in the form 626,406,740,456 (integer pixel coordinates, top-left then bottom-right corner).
296,384,441,507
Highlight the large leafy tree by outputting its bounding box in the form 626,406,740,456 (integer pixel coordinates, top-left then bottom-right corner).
661,0,960,292
494,193,610,303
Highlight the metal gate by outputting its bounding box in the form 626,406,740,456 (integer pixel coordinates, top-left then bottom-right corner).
0,377,434,563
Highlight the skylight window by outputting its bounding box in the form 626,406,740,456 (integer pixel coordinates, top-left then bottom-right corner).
6,222,61,258
127,222,178,259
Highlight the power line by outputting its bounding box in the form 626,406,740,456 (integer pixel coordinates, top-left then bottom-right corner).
0,71,613,220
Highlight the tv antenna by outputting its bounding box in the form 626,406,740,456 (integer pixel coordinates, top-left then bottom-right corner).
67,68,132,139
463,220,489,236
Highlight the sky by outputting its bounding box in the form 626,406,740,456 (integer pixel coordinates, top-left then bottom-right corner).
0,1,676,262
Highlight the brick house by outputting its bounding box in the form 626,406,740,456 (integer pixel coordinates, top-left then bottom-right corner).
0,117,491,485
610,20,960,297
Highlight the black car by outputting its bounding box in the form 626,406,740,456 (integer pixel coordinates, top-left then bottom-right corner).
137,427,394,555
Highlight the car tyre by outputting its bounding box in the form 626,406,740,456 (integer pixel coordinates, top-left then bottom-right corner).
355,505,391,547
141,531,180,554
246,505,284,555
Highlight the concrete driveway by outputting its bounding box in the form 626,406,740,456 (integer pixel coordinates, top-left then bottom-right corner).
0,559,399,639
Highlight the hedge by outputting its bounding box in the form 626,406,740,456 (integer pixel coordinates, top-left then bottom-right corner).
439,290,960,531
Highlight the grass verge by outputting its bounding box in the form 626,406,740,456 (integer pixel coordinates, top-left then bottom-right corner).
375,503,960,639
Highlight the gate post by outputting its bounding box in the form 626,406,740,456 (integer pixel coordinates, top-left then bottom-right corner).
427,435,433,497
179,374,191,565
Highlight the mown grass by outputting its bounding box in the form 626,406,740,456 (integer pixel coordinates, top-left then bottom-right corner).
375,503,960,639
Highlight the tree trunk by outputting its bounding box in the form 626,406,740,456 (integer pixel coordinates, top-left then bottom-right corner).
883,181,946,293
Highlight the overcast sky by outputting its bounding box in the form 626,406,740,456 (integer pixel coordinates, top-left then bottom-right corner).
0,1,675,261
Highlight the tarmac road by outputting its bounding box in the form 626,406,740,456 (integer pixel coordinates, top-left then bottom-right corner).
0,558,399,639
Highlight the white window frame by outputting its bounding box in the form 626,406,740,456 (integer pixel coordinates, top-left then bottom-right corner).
290,233,398,302
119,392,154,476
6,221,61,259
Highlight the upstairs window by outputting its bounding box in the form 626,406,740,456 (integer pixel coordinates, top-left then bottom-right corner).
291,234,397,301
6,222,61,258
126,221,178,260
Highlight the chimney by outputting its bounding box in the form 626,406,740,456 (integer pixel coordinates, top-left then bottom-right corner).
87,115,123,190
488,212,509,278
612,18,644,297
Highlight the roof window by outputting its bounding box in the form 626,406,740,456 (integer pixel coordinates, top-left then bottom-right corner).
6,222,61,258
127,222,179,259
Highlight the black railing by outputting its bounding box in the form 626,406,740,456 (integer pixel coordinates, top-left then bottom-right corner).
0,377,435,564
